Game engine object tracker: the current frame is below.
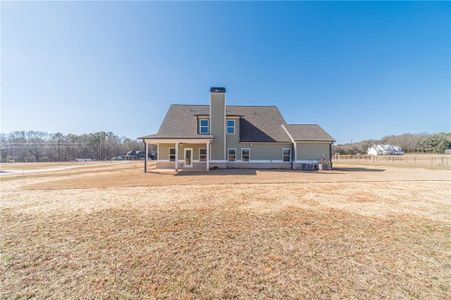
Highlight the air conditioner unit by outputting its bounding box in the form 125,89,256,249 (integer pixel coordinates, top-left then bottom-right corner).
301,163,318,171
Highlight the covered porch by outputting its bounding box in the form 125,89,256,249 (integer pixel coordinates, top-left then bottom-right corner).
142,137,213,172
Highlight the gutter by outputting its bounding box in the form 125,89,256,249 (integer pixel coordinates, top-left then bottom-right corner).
281,124,296,170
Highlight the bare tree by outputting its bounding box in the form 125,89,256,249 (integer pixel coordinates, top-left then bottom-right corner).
0,131,147,162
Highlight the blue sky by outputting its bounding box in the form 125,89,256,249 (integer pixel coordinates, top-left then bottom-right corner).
1,2,450,144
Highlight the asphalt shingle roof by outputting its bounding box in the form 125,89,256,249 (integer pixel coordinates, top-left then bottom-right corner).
286,124,335,142
141,105,334,143
141,104,292,142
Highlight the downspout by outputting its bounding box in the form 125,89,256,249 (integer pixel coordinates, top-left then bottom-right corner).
329,142,333,169
196,116,199,134
281,124,296,170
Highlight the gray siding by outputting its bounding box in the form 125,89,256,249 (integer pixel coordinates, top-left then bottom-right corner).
158,143,208,160
296,142,331,161
225,141,292,161
210,92,225,160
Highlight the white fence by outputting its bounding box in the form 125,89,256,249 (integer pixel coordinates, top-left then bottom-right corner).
333,154,451,169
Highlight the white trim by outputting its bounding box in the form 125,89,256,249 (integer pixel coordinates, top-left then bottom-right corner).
226,119,236,135
241,148,250,162
199,118,210,135
157,159,170,162
169,147,176,162
184,148,193,168
206,142,210,170
282,147,291,162
199,147,207,162
281,124,294,141
210,160,291,164
144,139,213,144
294,160,320,163
175,143,179,170
247,160,289,163
209,97,213,160
227,148,236,162
295,141,332,144
282,124,296,162
239,142,292,144
224,94,226,161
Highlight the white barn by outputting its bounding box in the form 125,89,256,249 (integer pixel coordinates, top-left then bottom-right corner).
368,144,404,156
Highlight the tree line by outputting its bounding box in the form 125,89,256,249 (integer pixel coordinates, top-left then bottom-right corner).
0,131,149,162
333,132,451,155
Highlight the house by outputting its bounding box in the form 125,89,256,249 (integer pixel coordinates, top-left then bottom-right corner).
140,87,335,171
367,144,404,156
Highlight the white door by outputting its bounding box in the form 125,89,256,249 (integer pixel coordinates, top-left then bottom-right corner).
184,148,193,167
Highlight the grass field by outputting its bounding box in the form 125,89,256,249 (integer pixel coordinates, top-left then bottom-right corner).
0,161,100,170
333,153,451,170
1,162,450,298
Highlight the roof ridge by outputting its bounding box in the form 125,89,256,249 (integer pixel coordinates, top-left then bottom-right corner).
288,123,320,126
171,104,279,108
227,105,278,107
172,104,208,106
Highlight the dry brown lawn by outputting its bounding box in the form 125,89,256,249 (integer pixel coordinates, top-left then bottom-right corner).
1,162,450,299
0,161,104,170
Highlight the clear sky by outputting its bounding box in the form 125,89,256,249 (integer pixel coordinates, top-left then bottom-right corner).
1,1,450,144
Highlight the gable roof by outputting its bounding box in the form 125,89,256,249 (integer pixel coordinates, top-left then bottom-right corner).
286,124,335,142
141,104,292,142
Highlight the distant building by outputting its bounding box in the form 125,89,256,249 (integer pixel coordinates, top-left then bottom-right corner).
368,144,404,156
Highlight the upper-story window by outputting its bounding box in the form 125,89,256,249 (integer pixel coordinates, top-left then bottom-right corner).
227,120,235,134
199,119,209,135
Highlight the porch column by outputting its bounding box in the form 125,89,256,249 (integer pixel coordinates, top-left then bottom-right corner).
175,142,179,171
144,140,148,173
206,142,209,171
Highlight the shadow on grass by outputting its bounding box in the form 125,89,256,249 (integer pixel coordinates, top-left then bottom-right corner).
176,168,257,176
333,167,385,172
175,166,385,176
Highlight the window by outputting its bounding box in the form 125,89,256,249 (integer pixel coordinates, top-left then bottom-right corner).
199,119,209,135
228,148,236,161
282,148,291,162
241,148,250,162
169,148,176,162
199,148,207,161
227,120,235,134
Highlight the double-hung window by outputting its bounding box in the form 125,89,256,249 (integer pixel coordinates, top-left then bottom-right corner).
282,148,291,162
169,148,176,162
199,119,209,135
199,148,207,161
241,148,250,162
228,148,236,161
227,120,235,134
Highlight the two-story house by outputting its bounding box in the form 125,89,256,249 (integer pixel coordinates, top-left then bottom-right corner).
140,87,335,171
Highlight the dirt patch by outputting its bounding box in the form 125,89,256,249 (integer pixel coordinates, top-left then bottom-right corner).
18,162,451,190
